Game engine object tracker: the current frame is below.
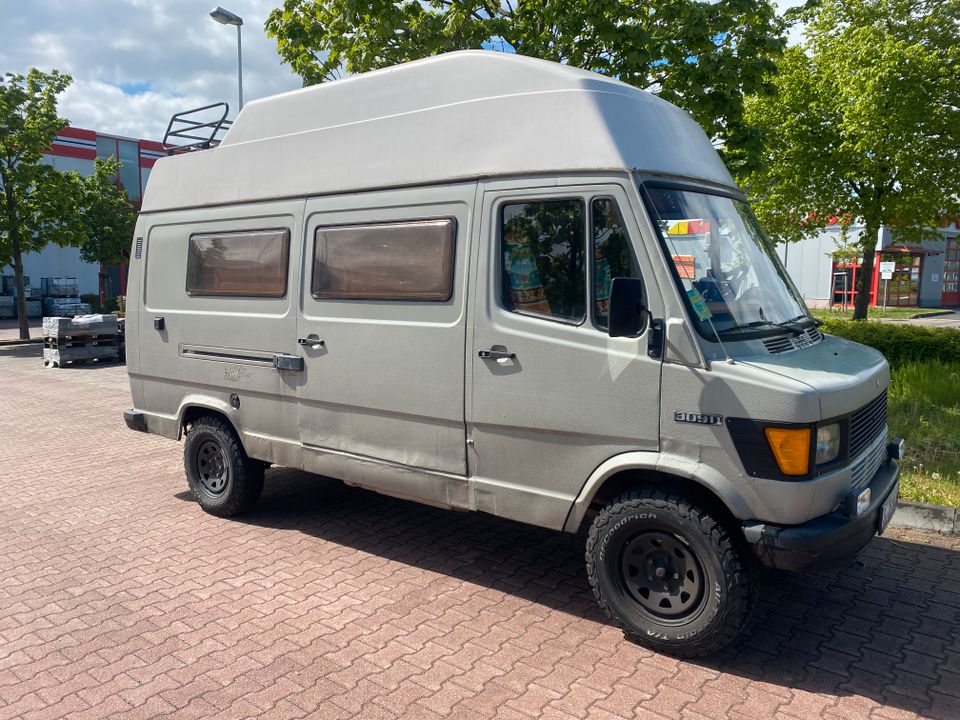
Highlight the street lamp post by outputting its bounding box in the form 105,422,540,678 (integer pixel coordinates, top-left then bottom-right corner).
209,6,244,111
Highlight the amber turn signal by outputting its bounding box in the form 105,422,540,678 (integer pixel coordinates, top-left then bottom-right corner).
763,427,811,476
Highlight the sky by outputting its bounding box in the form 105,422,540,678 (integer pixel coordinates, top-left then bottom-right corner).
1,0,806,143
0,0,303,142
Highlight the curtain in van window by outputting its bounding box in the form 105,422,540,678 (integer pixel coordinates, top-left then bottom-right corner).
186,228,290,297
312,219,456,301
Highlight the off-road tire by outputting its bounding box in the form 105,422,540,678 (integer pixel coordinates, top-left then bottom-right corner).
184,416,264,517
585,487,755,657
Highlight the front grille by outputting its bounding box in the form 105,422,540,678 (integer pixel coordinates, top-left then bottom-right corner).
849,391,887,459
850,432,887,491
763,336,794,354
762,326,824,355
799,327,823,346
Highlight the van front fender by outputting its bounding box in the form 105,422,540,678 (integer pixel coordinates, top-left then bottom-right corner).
562,451,754,533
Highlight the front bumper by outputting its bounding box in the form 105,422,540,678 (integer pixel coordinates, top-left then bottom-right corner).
742,458,900,572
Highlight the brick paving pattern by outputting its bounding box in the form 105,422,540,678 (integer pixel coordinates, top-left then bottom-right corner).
1,342,958,719
0,320,42,343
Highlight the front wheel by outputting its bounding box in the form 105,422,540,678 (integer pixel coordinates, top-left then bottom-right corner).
585,487,755,657
184,415,264,517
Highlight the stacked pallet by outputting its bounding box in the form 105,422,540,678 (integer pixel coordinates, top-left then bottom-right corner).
43,315,121,368
43,297,92,317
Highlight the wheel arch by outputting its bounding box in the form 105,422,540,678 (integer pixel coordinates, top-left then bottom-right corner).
178,398,237,441
563,452,753,538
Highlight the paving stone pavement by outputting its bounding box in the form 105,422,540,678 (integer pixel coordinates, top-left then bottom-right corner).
0,320,42,343
1,343,959,720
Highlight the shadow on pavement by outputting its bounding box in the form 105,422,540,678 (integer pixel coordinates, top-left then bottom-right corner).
226,466,958,719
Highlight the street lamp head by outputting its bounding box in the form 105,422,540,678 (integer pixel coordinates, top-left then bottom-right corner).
209,6,243,26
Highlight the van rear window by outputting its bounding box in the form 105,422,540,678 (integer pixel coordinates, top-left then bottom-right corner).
186,228,290,297
312,219,456,301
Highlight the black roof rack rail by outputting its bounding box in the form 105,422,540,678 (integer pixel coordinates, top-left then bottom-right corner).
162,102,233,155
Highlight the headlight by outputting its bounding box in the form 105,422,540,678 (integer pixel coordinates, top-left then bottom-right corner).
816,423,841,465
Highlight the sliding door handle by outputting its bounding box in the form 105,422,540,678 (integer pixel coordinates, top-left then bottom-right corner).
478,348,516,361
297,336,325,350
273,353,304,371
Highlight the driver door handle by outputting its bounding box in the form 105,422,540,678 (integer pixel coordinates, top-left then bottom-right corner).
478,348,516,361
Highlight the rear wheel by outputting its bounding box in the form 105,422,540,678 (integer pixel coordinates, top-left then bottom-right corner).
184,415,263,517
585,487,755,657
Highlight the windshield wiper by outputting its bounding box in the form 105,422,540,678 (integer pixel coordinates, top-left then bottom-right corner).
779,314,822,329
716,320,803,337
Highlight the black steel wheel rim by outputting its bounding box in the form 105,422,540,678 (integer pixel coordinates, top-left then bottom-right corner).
195,440,229,496
619,530,706,622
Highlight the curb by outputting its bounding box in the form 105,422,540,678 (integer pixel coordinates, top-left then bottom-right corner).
907,309,956,319
890,500,958,535
0,338,42,347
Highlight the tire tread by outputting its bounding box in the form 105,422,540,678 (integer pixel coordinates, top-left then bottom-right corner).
184,415,264,517
585,487,756,658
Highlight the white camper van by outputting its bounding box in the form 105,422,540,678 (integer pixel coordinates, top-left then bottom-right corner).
124,51,901,656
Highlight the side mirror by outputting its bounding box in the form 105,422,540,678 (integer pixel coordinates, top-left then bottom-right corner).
608,277,648,338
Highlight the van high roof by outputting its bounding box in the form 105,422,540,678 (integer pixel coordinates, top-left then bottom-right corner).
141,51,735,212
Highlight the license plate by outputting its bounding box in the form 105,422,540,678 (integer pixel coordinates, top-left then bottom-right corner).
877,481,899,534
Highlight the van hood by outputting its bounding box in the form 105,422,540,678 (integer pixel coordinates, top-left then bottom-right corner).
739,334,889,420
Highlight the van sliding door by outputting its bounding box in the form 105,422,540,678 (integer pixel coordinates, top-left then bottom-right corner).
296,184,473,500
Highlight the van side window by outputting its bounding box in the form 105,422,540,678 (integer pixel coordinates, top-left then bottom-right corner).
186,228,290,297
592,198,641,329
312,219,456,301
501,200,585,323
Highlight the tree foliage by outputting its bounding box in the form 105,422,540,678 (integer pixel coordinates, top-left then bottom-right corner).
0,69,134,339
78,160,137,268
265,0,785,160
735,0,960,319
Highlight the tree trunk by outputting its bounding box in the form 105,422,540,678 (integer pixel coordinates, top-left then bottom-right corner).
11,249,28,341
853,220,880,321
2,178,29,340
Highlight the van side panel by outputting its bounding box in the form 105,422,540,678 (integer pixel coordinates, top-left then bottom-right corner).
136,200,305,465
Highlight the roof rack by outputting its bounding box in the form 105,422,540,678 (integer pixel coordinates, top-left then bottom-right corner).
162,102,233,155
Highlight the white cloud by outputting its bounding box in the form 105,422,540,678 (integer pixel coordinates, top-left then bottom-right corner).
0,0,302,141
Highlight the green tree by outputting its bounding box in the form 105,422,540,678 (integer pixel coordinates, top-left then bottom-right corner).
0,69,132,339
78,160,137,268
265,0,785,161
735,0,960,319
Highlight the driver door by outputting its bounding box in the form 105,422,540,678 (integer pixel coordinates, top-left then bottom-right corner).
467,181,664,529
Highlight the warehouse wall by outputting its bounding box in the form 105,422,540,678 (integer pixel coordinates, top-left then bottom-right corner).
19,245,100,296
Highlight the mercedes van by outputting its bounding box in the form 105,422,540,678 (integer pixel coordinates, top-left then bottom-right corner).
123,51,901,656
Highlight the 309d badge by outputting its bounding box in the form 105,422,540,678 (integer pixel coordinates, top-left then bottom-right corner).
674,411,723,426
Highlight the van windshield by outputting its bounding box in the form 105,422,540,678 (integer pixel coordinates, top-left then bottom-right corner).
644,185,810,339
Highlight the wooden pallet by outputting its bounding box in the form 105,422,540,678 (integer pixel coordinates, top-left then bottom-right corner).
44,334,120,350
44,345,121,368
